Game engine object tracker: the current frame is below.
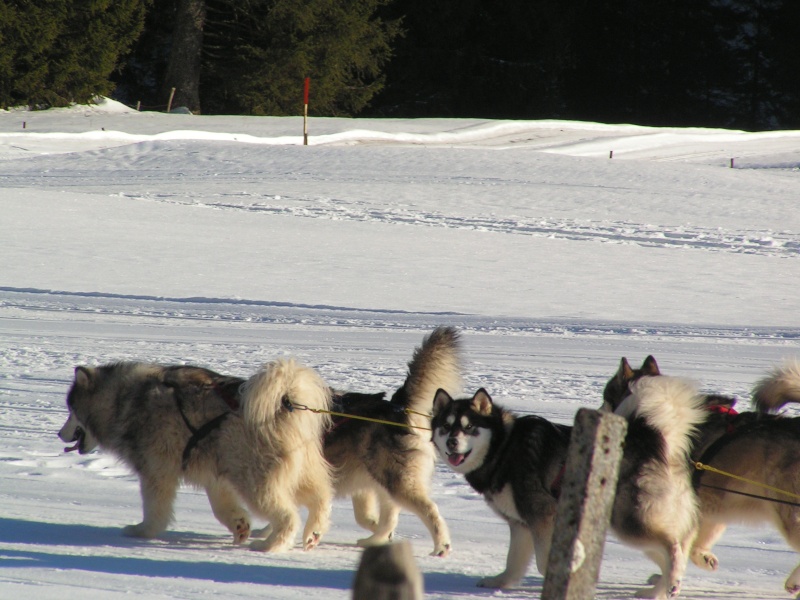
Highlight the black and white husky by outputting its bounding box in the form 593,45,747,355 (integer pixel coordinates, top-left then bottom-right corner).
431,378,705,599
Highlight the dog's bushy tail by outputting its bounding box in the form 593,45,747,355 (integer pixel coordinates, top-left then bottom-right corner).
753,360,800,413
392,327,463,425
240,358,332,439
623,375,706,461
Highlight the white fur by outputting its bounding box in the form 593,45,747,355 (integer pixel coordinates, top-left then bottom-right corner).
234,358,333,551
623,375,705,460
241,358,332,432
753,359,800,412
614,374,705,599
488,484,522,523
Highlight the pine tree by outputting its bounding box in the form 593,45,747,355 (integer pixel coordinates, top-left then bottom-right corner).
709,0,797,129
162,0,205,113
0,0,148,109
200,0,400,115
0,2,63,108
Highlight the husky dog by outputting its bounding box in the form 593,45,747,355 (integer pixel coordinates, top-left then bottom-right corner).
432,379,704,599
325,326,462,557
58,359,333,552
605,356,800,596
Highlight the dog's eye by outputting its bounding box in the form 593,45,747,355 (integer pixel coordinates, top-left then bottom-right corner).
463,423,473,432
440,423,451,433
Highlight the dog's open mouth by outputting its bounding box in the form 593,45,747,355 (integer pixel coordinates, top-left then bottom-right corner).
64,427,86,453
447,451,470,467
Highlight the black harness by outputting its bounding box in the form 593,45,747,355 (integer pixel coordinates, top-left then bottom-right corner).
691,404,742,489
172,386,233,471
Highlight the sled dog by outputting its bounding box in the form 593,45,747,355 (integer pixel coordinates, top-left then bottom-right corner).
605,355,800,596
326,326,463,557
432,379,704,599
58,359,333,552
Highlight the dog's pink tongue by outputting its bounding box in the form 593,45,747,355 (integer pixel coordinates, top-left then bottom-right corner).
448,453,465,467
64,442,79,453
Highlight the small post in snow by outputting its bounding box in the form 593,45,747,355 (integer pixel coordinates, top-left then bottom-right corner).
166,87,176,113
609,150,613,159
730,158,735,168
303,77,310,146
352,541,423,600
541,409,627,600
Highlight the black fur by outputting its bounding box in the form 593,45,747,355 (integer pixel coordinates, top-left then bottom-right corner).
431,394,573,504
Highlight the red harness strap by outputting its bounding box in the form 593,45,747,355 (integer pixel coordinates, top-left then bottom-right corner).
707,404,739,434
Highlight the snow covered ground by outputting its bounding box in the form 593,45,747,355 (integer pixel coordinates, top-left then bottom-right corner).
1,98,799,599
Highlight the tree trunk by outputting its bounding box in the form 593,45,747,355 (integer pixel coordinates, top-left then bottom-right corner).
162,0,205,113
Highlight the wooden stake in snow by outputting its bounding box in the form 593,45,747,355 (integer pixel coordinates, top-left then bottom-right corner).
166,87,176,113
303,77,310,146
541,409,627,600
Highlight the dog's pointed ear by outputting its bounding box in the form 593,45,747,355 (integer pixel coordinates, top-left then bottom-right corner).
472,388,493,416
619,357,634,381
432,389,453,417
74,366,93,388
642,355,660,376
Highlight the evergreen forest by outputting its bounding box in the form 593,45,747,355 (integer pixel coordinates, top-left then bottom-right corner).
1,0,798,130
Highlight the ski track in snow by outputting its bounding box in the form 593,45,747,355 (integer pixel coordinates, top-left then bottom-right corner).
122,193,800,259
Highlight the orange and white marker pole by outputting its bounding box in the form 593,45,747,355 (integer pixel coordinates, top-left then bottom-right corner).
303,77,310,146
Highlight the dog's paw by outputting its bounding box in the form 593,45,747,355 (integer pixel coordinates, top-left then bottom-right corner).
633,584,662,599
249,538,269,552
431,542,451,558
249,537,291,553
303,531,322,551
476,575,516,589
121,523,160,539
250,524,271,539
357,533,392,548
233,518,250,545
357,518,379,533
785,580,800,596
667,578,682,598
633,583,677,600
691,549,718,571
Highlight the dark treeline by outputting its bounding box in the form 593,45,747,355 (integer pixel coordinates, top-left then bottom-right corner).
114,0,400,116
372,0,800,130
1,0,798,130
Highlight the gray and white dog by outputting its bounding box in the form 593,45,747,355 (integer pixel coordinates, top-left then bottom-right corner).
58,358,333,552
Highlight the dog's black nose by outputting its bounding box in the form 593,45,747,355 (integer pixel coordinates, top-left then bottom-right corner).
446,437,458,451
